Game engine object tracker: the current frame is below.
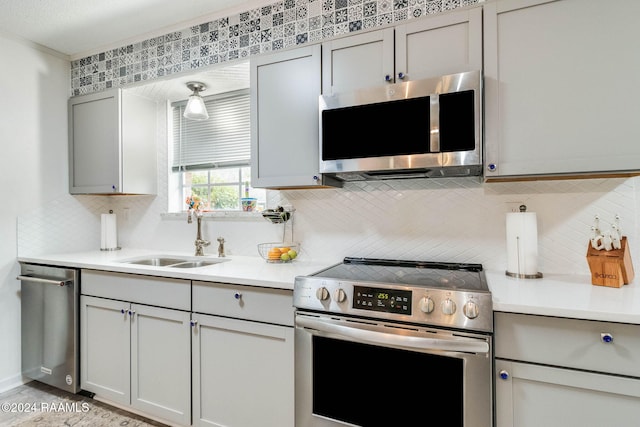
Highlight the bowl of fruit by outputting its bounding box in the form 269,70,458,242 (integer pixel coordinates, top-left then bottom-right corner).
258,242,300,263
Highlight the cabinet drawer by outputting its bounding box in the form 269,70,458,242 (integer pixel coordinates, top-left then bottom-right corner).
495,312,640,378
81,270,190,311
193,281,294,326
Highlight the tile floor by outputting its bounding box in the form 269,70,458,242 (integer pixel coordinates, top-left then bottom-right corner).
0,381,168,426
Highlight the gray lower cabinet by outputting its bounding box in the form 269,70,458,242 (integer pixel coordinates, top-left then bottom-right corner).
80,296,130,405
192,281,295,427
80,271,191,426
80,270,295,427
494,312,640,427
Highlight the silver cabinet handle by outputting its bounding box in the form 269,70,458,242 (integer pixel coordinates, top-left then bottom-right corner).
17,275,69,287
234,292,242,300
190,320,198,327
499,370,509,380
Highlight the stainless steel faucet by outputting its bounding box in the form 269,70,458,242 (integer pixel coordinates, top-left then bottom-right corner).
193,213,210,256
217,237,225,257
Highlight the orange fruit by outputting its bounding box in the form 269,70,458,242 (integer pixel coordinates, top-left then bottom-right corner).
268,248,281,259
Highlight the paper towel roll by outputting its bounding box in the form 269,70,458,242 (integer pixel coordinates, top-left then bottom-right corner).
506,211,541,278
101,213,119,250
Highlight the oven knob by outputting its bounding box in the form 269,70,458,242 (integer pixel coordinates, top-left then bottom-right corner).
419,297,435,313
333,288,346,303
441,298,457,315
316,287,330,301
463,300,479,319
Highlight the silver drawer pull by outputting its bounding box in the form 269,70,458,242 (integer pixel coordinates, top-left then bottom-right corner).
601,333,613,343
17,275,69,287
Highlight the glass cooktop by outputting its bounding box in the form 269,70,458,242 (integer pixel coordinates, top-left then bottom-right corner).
311,257,489,292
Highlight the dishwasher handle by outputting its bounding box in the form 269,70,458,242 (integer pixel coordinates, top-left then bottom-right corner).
296,314,489,354
17,275,70,287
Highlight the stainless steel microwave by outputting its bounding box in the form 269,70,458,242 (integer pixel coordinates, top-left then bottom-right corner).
319,70,482,181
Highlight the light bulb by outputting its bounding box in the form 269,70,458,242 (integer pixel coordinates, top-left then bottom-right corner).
184,93,209,120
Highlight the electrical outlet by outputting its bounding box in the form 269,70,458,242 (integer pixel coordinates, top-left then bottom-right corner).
505,202,525,213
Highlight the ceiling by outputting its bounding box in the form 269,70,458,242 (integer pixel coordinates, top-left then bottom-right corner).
0,0,263,58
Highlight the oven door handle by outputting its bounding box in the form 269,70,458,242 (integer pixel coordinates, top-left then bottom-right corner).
296,315,489,354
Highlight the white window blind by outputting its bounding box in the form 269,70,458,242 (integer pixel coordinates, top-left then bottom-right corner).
172,89,250,171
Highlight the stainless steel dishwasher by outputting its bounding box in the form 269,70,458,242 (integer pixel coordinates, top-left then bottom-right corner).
18,263,80,393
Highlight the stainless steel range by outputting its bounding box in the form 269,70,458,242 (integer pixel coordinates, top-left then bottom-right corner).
293,257,493,427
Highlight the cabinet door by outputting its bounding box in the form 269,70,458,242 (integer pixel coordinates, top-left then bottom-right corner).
395,7,482,81
251,45,324,188
496,359,640,427
130,304,191,426
484,0,640,179
192,313,294,427
69,89,120,193
322,28,394,93
80,295,130,405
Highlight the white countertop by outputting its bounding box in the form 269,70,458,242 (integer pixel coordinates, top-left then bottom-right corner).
487,271,640,325
17,250,640,324
17,248,332,290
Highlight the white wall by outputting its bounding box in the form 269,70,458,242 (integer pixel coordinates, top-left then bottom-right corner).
0,33,70,392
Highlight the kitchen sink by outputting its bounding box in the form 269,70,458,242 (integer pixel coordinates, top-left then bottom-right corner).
129,257,190,266
169,260,221,268
120,256,229,268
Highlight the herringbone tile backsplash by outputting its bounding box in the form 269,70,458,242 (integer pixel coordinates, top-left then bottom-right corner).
17,175,640,276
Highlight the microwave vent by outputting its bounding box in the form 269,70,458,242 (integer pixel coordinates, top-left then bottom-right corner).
331,165,482,181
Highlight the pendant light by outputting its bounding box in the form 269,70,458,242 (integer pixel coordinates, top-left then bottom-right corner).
184,82,209,121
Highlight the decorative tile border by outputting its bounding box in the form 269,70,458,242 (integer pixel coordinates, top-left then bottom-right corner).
70,0,480,96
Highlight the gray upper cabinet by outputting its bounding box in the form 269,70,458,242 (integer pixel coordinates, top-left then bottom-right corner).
322,28,394,94
394,7,482,81
68,88,157,194
484,0,640,180
322,7,482,94
251,44,338,189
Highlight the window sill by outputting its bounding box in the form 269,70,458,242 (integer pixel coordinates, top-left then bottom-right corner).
161,211,266,222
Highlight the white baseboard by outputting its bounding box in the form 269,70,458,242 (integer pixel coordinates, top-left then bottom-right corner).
0,374,29,394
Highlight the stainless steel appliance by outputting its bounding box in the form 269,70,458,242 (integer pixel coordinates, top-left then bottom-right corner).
319,70,482,181
18,263,80,393
294,257,493,427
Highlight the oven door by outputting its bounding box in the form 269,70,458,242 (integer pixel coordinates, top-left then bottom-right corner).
295,312,493,427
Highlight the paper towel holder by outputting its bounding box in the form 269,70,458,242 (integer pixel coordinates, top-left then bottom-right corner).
505,205,543,279
505,270,543,279
100,210,121,251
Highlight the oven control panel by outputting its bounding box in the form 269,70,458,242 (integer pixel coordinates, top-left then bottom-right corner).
294,278,493,332
353,286,412,315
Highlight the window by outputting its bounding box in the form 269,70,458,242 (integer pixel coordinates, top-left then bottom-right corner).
170,88,265,212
